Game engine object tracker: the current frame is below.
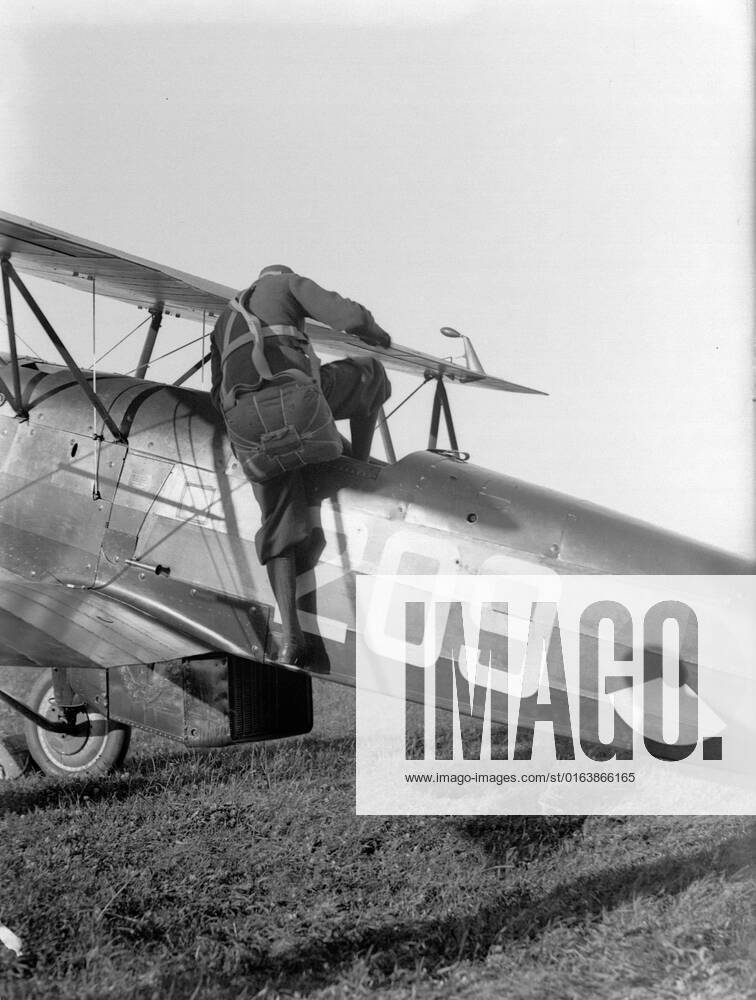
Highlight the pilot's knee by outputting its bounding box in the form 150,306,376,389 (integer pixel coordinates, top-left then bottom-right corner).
362,357,391,407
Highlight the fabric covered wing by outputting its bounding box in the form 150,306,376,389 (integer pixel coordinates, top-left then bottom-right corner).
0,568,213,669
0,210,232,320
304,322,546,393
0,211,545,394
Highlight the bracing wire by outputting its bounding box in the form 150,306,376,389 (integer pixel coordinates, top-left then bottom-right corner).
122,333,206,376
95,314,151,365
377,378,429,425
0,315,37,356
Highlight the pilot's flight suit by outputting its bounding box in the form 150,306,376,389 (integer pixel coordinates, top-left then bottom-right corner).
209,267,391,663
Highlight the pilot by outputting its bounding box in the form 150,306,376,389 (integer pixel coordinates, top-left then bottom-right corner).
209,265,391,666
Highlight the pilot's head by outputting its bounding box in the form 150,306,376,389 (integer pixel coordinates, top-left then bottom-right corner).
258,264,294,278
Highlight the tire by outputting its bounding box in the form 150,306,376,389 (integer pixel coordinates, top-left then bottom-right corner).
23,672,131,778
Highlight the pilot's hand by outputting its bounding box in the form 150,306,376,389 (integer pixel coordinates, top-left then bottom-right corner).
360,328,391,350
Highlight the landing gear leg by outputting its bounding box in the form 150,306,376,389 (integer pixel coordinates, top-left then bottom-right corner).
23,671,131,778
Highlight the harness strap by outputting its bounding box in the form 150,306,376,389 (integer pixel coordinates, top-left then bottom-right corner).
219,285,316,410
260,323,308,341
226,295,273,381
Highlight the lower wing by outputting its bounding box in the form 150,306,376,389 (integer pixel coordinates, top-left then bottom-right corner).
0,567,213,669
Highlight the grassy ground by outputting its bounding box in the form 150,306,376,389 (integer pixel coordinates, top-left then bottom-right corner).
0,680,754,999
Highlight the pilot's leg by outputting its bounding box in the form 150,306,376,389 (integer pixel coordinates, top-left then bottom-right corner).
264,548,303,665
225,393,309,665
252,474,307,664
320,357,391,462
251,472,308,665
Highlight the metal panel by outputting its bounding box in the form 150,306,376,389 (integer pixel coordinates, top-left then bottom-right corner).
128,449,266,604
0,417,125,585
105,654,312,748
0,480,110,585
558,505,755,575
183,656,231,747
108,660,186,739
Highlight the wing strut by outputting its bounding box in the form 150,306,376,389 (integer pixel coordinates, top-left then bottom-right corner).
174,350,212,387
0,260,27,419
0,256,126,443
135,307,163,378
378,406,396,463
428,376,459,451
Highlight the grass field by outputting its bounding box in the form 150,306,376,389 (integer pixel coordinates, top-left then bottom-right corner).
1,679,754,1000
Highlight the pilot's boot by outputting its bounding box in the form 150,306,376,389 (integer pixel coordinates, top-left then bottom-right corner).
266,550,306,666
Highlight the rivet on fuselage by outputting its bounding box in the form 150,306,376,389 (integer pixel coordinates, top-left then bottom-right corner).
467,513,478,523
548,543,560,557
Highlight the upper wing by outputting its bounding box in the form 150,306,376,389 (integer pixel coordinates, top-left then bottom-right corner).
0,211,546,395
0,210,233,319
304,322,546,393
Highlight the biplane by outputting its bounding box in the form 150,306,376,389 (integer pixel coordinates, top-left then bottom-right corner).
0,212,752,779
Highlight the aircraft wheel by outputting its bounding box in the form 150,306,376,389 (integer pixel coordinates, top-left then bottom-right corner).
23,673,131,778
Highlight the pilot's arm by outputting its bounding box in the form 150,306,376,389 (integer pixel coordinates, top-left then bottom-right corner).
289,276,392,349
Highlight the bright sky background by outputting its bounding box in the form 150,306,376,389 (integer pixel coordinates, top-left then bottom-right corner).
1,0,753,555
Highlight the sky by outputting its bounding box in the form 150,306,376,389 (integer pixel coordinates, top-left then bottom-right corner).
1,0,753,555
